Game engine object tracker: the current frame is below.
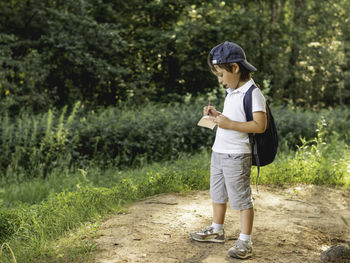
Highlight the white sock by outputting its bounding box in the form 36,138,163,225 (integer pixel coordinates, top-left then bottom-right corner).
211,222,224,231
239,233,251,242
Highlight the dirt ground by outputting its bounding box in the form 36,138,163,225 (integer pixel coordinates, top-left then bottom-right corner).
93,185,350,263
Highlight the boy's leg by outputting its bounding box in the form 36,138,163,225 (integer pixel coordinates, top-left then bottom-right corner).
227,208,254,259
223,153,254,259
189,152,227,243
189,203,226,242
210,152,228,225
240,207,254,234
213,202,227,224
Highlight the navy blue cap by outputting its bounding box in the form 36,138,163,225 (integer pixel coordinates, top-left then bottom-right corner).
210,41,257,72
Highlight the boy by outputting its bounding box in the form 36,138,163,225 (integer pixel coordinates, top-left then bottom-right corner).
190,41,267,259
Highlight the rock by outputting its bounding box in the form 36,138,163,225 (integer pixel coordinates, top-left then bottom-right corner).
320,245,350,263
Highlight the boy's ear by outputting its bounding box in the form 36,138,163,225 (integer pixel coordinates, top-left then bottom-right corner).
232,63,240,73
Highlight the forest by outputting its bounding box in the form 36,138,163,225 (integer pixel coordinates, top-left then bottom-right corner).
0,0,349,262
1,0,350,113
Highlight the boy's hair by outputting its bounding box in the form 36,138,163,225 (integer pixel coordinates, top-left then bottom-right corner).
207,53,252,81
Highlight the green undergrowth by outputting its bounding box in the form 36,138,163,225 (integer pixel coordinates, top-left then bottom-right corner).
0,126,349,262
1,102,350,184
252,119,350,188
0,152,211,263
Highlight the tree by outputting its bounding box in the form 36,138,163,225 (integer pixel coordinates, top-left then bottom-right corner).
0,0,349,113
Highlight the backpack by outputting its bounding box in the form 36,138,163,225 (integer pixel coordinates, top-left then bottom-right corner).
243,84,278,192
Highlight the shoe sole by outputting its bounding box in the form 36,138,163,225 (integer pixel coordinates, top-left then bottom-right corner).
228,251,252,259
190,233,225,243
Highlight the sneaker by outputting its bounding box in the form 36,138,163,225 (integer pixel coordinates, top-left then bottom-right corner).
228,239,253,259
190,226,225,243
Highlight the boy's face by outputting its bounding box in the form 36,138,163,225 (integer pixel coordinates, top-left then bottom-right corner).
214,64,240,90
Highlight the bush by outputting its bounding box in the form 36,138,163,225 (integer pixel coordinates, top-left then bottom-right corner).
0,102,81,182
76,101,215,166
0,101,349,183
274,105,350,149
254,118,350,187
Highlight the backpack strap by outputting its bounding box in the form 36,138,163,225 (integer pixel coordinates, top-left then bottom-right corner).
243,85,261,193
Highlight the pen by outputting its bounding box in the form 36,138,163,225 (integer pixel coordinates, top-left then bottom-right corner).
208,101,210,116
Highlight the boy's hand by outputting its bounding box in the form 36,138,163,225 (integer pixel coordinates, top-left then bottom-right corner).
203,105,220,117
214,114,231,129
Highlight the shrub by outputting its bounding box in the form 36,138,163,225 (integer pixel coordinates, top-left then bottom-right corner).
253,118,350,187
0,101,349,183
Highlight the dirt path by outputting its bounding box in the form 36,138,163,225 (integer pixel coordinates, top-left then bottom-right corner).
93,185,350,263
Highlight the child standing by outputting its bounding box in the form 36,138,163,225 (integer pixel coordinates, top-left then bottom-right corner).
190,41,267,259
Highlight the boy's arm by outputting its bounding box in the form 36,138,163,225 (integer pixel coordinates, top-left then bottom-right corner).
215,111,267,133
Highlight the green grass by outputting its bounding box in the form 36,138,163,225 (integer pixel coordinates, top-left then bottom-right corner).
0,151,210,208
1,103,349,184
0,151,211,263
0,128,349,262
252,120,350,188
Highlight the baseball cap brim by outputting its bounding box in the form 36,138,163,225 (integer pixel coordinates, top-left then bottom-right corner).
240,60,257,72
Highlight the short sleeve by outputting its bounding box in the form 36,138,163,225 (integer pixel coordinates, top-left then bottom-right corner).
252,88,266,113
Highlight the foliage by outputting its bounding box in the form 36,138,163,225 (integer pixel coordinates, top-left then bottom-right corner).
254,118,350,187
0,187,120,263
275,105,350,149
1,101,349,183
0,133,349,262
0,100,213,182
0,102,82,182
0,0,350,114
0,0,129,113
0,151,211,263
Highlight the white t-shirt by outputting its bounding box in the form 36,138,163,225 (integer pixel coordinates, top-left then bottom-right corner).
212,79,266,154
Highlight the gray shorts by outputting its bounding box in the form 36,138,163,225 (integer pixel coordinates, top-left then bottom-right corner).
210,152,253,210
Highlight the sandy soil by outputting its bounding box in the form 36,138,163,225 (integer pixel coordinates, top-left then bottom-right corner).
93,185,350,263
